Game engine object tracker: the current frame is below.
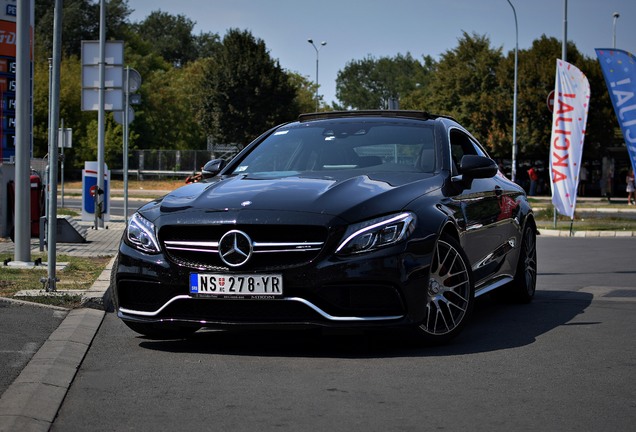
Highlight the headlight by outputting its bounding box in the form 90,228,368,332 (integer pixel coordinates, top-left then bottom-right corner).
336,212,416,255
126,213,161,253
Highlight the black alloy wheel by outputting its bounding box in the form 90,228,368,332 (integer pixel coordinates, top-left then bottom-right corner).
510,224,537,303
416,233,474,344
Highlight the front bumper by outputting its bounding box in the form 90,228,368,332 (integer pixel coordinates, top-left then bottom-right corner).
114,235,436,329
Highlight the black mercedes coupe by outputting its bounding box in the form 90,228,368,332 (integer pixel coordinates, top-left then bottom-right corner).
112,110,537,344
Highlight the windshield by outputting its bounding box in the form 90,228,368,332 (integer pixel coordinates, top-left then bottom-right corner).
230,120,437,176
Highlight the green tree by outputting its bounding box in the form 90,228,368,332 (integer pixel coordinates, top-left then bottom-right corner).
421,32,506,153
336,54,432,109
133,60,207,150
398,55,437,110
34,0,132,61
194,32,222,59
287,72,319,114
133,11,198,66
196,29,299,145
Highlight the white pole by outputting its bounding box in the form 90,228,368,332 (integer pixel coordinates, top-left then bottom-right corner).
612,12,620,49
46,0,63,291
124,67,130,220
562,0,568,62
507,0,518,183
14,0,32,263
96,0,106,228
308,39,326,111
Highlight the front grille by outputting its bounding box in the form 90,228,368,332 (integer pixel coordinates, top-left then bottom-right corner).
160,224,328,271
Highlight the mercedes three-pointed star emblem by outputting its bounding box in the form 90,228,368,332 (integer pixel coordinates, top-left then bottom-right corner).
218,230,253,267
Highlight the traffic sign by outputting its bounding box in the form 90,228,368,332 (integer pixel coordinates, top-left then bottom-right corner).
547,90,555,112
58,127,72,148
125,68,142,92
81,40,124,111
113,105,134,125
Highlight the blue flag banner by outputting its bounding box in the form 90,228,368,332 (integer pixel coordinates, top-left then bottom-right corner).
595,48,636,173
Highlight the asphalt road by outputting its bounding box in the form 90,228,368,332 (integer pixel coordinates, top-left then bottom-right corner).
50,237,636,431
0,301,68,396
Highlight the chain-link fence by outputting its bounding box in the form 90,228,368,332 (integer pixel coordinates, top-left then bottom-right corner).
116,147,240,179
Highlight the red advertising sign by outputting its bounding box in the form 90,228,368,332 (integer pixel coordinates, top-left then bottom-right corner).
0,20,16,57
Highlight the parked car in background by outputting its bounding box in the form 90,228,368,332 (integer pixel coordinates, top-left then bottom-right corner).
113,110,537,344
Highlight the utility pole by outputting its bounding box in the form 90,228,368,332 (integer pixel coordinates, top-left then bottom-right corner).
13,0,32,264
96,0,106,228
44,0,63,291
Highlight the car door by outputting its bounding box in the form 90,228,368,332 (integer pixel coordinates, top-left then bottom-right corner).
449,129,513,285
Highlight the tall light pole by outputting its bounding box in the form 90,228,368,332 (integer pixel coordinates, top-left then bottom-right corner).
612,12,620,48
562,0,568,61
507,0,518,183
308,39,326,112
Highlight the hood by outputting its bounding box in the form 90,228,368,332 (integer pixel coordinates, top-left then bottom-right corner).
155,172,442,222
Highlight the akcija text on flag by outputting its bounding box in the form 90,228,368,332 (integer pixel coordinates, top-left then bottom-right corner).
595,49,636,174
549,59,591,219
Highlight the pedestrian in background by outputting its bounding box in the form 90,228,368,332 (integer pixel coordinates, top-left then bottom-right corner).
579,163,589,196
527,165,538,196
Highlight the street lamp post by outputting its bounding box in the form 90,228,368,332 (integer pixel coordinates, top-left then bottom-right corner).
507,0,518,183
612,12,620,48
308,39,326,111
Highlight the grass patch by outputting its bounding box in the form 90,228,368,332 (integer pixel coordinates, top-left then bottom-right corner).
0,253,111,308
64,179,184,192
57,207,80,217
61,179,185,199
528,197,632,210
534,203,636,231
537,218,636,232
22,294,84,308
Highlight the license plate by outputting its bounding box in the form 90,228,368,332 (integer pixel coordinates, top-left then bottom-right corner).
190,273,283,299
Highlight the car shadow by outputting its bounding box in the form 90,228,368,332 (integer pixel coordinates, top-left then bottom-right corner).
137,290,593,358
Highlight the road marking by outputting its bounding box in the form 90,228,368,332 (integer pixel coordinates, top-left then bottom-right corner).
3,342,39,367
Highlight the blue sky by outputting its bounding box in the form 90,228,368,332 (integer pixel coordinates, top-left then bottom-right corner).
128,0,636,105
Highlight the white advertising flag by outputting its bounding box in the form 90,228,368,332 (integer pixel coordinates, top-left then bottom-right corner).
549,60,591,218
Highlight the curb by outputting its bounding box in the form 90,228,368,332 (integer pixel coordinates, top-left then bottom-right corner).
80,256,115,310
539,229,635,237
0,308,105,432
0,258,114,431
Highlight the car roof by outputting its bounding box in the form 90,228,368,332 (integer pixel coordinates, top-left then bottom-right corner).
298,110,457,123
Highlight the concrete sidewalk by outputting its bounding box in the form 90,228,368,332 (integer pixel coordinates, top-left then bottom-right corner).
0,218,126,257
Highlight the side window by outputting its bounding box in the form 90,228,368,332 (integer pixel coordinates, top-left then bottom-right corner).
449,129,486,175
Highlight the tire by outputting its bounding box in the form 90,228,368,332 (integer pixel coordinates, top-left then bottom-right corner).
415,233,475,344
509,224,537,303
123,321,200,340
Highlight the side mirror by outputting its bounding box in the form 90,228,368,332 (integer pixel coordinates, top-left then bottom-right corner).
459,155,498,180
201,159,226,179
